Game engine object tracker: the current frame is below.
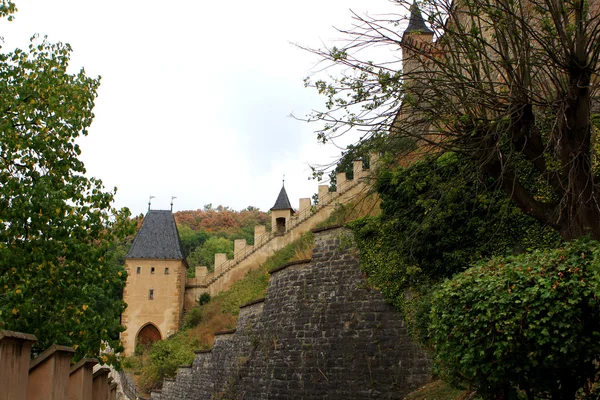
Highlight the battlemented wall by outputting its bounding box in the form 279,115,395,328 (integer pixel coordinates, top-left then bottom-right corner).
152,226,431,400
183,157,377,308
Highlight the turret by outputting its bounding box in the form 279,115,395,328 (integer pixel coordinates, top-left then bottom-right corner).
401,1,434,81
270,182,294,235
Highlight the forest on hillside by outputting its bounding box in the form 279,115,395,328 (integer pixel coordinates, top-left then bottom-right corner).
174,205,270,273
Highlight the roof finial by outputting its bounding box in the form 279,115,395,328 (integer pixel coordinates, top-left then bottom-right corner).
283,174,285,187
148,195,155,211
170,196,177,212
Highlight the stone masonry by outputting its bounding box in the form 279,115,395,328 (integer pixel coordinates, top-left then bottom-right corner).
152,226,431,399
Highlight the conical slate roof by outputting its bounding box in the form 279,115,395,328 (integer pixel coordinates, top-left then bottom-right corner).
270,185,294,212
404,1,434,35
126,210,185,260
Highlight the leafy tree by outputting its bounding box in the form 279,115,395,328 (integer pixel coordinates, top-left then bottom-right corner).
307,0,600,240
187,236,233,271
177,225,209,258
0,4,133,363
430,238,600,399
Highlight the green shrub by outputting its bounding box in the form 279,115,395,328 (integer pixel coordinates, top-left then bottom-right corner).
197,292,211,306
147,335,195,379
351,152,562,345
183,306,203,329
429,238,600,399
353,152,562,289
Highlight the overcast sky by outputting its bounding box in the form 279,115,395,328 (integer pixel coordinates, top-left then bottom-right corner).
1,0,404,216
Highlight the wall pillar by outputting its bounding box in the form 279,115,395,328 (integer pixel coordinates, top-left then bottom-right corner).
214,253,228,271
108,379,117,400
318,185,329,205
353,159,363,180
369,152,380,169
91,367,110,400
0,330,37,400
254,225,267,246
195,266,208,282
299,198,311,214
27,345,75,400
234,239,247,260
336,172,347,192
68,358,97,400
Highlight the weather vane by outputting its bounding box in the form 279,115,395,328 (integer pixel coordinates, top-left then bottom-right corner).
148,195,155,211
171,196,178,212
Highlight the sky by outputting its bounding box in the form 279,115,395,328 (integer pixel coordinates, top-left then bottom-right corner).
0,0,404,216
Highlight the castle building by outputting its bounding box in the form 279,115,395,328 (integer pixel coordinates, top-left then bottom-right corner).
270,182,294,235
120,210,187,355
119,179,365,354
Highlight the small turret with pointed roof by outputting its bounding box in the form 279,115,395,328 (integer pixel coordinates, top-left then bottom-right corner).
270,180,294,214
270,180,295,235
403,1,434,39
401,1,434,88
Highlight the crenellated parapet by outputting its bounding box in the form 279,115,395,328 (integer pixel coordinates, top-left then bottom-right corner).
0,330,116,400
183,154,379,304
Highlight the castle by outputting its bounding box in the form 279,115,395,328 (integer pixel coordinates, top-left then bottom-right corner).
120,158,376,355
118,0,440,358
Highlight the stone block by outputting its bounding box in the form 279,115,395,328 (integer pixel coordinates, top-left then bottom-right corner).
68,358,97,400
0,330,37,400
353,159,363,180
91,367,110,400
28,344,75,400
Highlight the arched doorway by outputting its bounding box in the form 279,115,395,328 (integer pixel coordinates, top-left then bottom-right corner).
136,323,162,348
275,217,286,235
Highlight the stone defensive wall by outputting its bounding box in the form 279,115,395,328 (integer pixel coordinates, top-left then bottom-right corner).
184,155,379,309
151,226,431,399
0,330,117,400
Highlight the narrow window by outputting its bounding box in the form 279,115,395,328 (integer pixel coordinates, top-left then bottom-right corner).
151,267,155,274
149,289,154,300
164,267,169,275
136,266,141,274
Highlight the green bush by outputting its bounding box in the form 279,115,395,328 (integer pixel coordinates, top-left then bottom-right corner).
351,152,562,344
197,292,211,306
429,238,600,399
182,306,203,329
353,152,561,288
147,335,195,379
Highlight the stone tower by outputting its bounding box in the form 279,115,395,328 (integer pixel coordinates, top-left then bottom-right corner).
120,210,187,355
270,183,294,235
401,1,434,87
393,0,435,153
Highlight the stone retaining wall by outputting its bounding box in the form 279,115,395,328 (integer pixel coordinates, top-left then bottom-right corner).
153,227,430,399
